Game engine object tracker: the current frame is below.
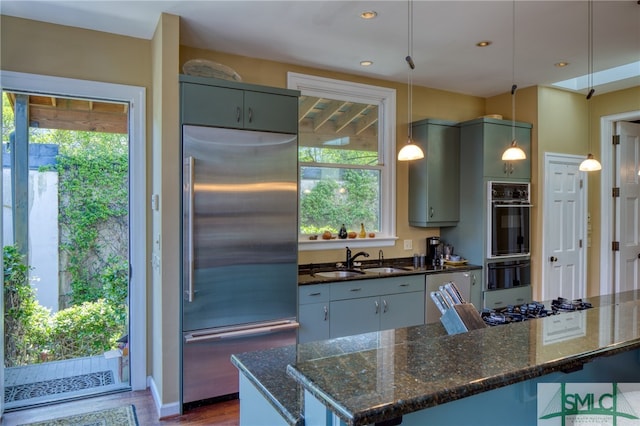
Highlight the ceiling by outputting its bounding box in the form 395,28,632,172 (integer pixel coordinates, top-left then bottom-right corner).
1,1,639,98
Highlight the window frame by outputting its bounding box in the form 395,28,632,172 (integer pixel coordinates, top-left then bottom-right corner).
287,72,397,251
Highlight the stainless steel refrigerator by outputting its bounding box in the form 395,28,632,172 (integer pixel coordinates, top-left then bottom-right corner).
181,125,298,405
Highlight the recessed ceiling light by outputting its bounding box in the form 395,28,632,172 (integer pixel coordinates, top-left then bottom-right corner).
476,41,492,47
555,62,570,68
360,60,373,67
360,11,377,19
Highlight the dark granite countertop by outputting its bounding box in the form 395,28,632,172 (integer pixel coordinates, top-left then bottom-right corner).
232,290,640,426
298,261,482,285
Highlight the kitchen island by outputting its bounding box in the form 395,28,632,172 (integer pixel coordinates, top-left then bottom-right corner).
232,290,640,426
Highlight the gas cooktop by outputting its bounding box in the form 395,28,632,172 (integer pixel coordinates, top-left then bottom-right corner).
481,297,593,327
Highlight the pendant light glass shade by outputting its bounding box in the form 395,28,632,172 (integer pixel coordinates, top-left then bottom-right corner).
502,140,526,161
579,153,602,171
397,0,424,162
398,139,424,161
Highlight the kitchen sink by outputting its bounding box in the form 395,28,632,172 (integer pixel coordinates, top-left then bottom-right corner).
363,267,409,274
315,270,365,278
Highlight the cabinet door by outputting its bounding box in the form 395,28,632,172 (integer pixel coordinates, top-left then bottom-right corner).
409,121,460,227
244,91,298,134
380,292,424,331
468,270,483,313
181,83,244,128
483,123,531,179
483,285,532,310
330,296,379,339
298,302,330,344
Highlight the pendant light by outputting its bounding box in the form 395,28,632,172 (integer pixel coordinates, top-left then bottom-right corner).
579,0,602,172
397,0,424,162
502,1,526,162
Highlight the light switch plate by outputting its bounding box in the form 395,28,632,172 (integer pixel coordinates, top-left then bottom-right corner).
404,239,413,250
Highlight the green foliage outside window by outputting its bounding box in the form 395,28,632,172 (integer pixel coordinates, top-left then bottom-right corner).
299,144,380,235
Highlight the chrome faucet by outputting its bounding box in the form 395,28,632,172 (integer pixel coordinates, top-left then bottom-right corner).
378,249,384,266
346,247,369,270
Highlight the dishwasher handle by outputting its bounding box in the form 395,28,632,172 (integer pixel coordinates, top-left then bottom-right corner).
184,320,299,344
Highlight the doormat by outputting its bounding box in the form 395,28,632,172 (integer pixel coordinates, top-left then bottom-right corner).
17,404,138,426
5,370,114,403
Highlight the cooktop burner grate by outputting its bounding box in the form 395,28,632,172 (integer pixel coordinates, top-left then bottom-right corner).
481,297,592,327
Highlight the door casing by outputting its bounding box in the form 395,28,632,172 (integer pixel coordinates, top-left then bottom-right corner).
0,71,147,392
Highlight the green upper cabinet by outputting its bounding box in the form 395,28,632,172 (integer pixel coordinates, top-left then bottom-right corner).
460,118,532,180
408,119,460,227
180,75,299,134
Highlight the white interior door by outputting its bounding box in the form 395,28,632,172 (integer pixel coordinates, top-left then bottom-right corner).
615,122,640,293
543,154,586,301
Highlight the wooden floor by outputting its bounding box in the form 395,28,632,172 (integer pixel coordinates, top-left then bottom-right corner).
0,389,239,425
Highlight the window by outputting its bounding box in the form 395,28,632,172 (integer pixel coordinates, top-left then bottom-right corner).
287,73,397,250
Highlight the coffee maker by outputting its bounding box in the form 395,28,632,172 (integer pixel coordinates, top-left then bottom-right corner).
426,237,442,265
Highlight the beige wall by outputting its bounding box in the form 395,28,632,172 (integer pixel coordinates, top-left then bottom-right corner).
151,14,181,409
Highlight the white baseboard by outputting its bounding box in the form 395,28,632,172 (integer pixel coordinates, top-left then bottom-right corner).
147,376,180,418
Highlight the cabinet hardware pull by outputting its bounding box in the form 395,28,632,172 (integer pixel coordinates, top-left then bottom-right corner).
309,292,321,296
399,283,409,287
429,207,434,218
494,301,503,305
504,163,508,174
323,305,328,321
248,107,253,123
236,106,241,122
383,299,388,313
375,300,379,314
350,288,362,292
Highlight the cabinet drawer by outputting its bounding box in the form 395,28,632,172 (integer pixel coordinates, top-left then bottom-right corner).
379,275,424,294
299,284,330,304
330,279,385,301
483,286,532,310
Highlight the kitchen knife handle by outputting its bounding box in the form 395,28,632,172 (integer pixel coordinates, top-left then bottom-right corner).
185,156,195,303
430,291,448,315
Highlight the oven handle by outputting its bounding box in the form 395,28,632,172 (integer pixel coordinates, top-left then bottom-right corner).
488,261,531,270
492,204,533,208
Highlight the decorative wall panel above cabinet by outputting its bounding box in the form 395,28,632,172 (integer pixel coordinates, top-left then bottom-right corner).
408,119,460,227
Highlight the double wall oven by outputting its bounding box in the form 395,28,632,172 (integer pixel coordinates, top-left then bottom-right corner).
486,181,531,294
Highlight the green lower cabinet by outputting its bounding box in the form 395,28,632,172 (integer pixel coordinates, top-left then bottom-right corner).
298,275,426,342
379,291,425,331
330,296,380,338
298,302,330,343
298,284,330,344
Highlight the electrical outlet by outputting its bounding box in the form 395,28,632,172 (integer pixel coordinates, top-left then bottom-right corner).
403,239,413,250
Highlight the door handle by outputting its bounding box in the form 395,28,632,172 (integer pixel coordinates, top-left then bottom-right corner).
549,256,558,262
185,156,195,302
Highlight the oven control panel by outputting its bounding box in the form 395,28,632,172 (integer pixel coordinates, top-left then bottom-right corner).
489,181,530,203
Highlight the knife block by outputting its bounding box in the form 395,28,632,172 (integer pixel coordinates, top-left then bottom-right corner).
440,303,487,335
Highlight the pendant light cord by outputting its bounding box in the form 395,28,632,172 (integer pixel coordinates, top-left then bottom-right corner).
406,0,414,141
511,0,516,142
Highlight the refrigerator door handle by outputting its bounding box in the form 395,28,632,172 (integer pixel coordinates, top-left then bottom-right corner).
184,320,300,344
185,155,195,302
